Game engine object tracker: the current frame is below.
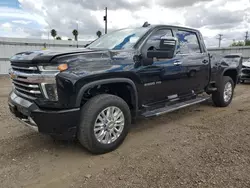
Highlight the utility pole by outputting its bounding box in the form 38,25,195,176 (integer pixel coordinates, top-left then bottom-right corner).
104,7,107,34
245,31,249,44
217,34,223,48
76,20,79,48
47,22,52,48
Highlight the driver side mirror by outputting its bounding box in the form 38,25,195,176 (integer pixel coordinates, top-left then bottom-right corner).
147,37,177,59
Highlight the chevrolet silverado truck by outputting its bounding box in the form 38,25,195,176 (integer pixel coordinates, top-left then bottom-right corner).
8,23,241,154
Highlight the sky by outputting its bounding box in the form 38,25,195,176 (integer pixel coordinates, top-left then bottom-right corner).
0,0,250,47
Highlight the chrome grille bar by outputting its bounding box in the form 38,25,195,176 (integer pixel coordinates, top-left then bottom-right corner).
9,70,57,84
15,89,36,100
11,65,38,70
12,80,39,88
14,85,41,94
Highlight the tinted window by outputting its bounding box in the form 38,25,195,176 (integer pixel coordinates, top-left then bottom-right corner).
176,30,201,54
148,29,173,41
142,29,173,53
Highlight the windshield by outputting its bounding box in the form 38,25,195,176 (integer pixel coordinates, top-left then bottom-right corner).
87,28,150,50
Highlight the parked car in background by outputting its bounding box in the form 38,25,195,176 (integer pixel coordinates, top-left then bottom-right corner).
240,58,250,83
220,54,242,84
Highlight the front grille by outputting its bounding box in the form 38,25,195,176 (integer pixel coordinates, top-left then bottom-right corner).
242,69,250,74
12,79,42,98
241,75,250,79
9,62,44,99
11,62,39,73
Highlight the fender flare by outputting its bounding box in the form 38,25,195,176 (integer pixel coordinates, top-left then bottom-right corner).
221,67,238,75
75,78,138,111
220,67,239,86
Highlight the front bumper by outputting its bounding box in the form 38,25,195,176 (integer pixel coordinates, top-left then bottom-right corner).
240,74,250,80
8,91,80,140
240,68,250,80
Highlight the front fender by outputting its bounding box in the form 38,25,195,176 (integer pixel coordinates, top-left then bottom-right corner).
75,78,138,111
215,67,239,87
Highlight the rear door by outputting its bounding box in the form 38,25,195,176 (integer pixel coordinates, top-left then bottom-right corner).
173,29,210,95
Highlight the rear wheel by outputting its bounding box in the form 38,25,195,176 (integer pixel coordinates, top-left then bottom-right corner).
78,94,131,154
212,76,234,107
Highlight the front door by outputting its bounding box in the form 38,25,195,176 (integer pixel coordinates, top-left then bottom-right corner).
137,28,183,105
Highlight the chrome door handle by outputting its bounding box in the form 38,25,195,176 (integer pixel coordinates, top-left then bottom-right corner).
174,61,182,65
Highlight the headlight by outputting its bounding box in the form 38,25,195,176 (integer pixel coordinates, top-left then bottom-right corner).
38,65,58,71
41,83,58,101
38,64,68,101
38,64,68,72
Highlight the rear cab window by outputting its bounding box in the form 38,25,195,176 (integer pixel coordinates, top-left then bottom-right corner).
175,30,202,54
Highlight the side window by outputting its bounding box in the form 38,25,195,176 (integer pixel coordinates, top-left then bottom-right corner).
176,30,201,54
148,29,173,41
142,29,173,58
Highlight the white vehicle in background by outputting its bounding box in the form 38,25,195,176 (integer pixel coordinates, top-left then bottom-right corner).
240,58,250,83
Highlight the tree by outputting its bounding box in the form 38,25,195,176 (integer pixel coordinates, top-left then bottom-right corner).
50,29,57,40
72,29,78,41
96,30,102,38
68,38,72,41
230,41,244,47
245,40,250,46
56,36,62,40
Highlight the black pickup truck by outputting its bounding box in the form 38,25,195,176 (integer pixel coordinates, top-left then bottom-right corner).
8,23,241,154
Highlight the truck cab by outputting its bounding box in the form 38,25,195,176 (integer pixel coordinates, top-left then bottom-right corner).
8,24,240,154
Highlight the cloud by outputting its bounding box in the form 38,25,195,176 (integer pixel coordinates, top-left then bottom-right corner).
19,0,103,40
57,0,152,10
156,0,212,8
0,6,47,38
12,20,32,25
0,6,46,26
1,22,12,28
185,7,245,29
18,0,185,40
0,21,33,38
0,0,249,47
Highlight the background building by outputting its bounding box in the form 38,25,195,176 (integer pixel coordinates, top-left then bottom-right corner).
0,37,90,74
1,37,250,75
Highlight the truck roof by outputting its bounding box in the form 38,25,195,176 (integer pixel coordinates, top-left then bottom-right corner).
145,24,200,33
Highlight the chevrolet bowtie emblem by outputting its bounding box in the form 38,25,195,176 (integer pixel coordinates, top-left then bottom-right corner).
9,72,17,79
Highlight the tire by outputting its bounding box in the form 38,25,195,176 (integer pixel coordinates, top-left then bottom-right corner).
212,76,234,107
240,79,245,84
78,94,131,154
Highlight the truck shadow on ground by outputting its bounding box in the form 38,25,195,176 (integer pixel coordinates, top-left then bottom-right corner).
44,100,215,154
132,100,213,131
2,99,215,158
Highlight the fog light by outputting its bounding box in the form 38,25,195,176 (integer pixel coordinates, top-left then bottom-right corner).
41,83,58,101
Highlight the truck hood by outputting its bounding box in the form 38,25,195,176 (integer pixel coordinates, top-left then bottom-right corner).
10,48,97,63
243,61,250,68
10,48,137,75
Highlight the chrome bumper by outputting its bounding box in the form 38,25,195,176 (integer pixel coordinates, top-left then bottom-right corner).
17,116,38,132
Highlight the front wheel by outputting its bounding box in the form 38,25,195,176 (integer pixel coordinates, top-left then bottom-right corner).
78,94,131,154
212,76,234,107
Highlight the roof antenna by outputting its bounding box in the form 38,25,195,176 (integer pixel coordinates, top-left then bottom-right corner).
142,21,150,27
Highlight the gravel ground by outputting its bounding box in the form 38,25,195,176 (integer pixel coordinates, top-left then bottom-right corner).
0,76,250,188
